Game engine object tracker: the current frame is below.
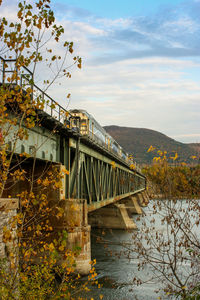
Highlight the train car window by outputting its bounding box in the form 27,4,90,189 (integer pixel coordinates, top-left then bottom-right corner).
80,119,87,125
89,120,93,131
64,119,70,127
70,117,80,132
80,119,88,135
72,119,78,126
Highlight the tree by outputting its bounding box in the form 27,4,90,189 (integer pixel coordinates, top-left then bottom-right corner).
128,198,200,299
127,151,200,299
0,1,97,299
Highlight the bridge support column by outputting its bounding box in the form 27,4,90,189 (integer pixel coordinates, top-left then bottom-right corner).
65,199,91,275
120,196,143,215
143,190,150,203
137,192,149,207
88,203,137,230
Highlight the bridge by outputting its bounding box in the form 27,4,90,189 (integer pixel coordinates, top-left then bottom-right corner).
0,57,148,274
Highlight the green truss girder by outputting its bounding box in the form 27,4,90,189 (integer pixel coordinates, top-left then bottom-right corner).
66,138,146,211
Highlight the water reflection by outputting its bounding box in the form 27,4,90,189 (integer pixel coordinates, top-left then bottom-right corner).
87,199,200,300
90,230,160,300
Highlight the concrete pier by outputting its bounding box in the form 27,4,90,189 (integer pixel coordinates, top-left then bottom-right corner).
64,199,91,275
67,226,91,275
88,203,137,230
143,190,150,203
136,192,149,207
120,196,143,214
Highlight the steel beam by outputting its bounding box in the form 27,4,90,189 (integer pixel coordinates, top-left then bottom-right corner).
67,138,146,208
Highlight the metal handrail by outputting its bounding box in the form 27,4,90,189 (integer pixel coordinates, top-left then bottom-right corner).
0,56,70,125
0,56,143,173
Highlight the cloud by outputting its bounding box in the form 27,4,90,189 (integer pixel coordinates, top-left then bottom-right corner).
87,1,200,63
0,0,18,21
51,2,93,20
47,54,200,143
1,0,200,143
49,0,200,66
172,133,200,143
174,133,200,138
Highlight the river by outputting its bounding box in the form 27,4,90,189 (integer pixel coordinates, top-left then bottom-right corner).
82,199,200,300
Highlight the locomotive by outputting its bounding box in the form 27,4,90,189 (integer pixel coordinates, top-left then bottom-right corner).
69,109,135,167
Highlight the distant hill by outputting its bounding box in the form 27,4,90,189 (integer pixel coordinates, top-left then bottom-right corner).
104,125,200,164
189,143,200,153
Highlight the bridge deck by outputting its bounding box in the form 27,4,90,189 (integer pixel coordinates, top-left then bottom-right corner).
0,56,146,206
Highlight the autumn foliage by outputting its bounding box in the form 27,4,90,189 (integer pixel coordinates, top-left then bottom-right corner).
143,147,200,199
0,0,98,299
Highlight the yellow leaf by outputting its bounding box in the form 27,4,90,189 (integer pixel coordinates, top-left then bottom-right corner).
63,168,69,175
170,152,178,161
111,161,116,169
49,243,55,251
147,145,156,152
59,245,64,251
153,157,160,162
191,155,197,159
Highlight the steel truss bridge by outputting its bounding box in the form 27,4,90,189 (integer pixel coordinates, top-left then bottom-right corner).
0,56,146,212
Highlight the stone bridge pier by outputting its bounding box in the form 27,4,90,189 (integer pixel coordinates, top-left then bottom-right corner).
64,199,91,275
88,191,149,231
62,190,149,274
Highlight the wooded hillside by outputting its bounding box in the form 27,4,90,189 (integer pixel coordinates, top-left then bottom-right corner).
104,125,200,164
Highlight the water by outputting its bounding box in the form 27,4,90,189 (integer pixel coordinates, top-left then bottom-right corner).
84,199,200,300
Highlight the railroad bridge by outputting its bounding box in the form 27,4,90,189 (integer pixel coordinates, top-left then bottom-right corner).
0,57,148,274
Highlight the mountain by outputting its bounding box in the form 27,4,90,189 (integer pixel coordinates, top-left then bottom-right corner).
189,143,200,153
104,125,200,164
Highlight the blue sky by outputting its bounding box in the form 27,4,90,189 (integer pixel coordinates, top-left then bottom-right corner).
52,0,184,18
2,0,200,143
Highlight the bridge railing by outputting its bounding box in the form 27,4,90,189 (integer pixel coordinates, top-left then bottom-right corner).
0,57,143,173
0,56,70,126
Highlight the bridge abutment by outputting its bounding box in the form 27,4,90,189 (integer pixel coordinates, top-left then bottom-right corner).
88,203,137,230
120,195,143,214
143,190,150,203
64,199,91,275
136,191,149,207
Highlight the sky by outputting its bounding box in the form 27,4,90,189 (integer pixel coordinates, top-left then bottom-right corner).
1,0,200,143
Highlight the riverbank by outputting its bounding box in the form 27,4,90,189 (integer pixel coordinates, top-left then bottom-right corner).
143,163,200,200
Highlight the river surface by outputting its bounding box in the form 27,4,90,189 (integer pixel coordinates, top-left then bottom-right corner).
82,199,200,300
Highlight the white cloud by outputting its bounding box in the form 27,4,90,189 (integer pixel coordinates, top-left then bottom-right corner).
0,1,18,21
69,21,106,36
163,17,200,34
1,0,200,143
48,53,200,143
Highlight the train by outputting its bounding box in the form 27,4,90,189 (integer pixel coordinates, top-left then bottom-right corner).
69,109,139,170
